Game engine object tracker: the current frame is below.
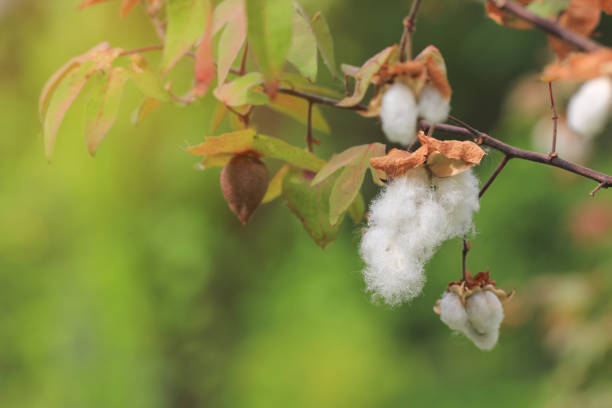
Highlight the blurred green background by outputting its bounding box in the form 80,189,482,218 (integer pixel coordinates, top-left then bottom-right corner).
2,1,612,407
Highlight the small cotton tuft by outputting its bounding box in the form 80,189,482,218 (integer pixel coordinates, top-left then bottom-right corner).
417,85,450,123
567,76,612,139
380,82,418,145
360,168,480,306
439,291,504,351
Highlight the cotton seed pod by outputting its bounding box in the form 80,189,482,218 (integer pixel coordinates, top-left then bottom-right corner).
220,154,269,225
567,76,612,139
417,84,450,123
380,82,418,145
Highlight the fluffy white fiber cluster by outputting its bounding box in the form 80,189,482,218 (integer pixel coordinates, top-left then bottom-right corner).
360,167,480,306
380,83,450,145
439,291,504,350
567,76,612,139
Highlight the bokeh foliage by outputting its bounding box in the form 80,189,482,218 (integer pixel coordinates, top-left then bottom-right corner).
1,0,612,407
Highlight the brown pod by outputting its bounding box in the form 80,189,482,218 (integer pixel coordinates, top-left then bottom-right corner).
220,154,269,225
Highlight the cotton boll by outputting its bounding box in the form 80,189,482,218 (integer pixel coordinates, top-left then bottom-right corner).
417,85,450,123
465,329,499,351
359,168,480,306
380,83,418,145
439,292,469,331
465,291,504,335
567,76,612,139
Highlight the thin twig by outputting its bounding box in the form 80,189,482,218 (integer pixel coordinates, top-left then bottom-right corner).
306,101,314,152
239,42,249,75
119,45,164,56
489,0,601,52
399,0,423,62
462,238,470,281
590,182,607,197
548,82,558,158
479,155,511,198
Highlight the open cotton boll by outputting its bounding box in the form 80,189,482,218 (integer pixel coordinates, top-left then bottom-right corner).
417,85,450,123
567,76,612,139
360,168,480,306
380,82,418,145
439,292,469,331
466,291,504,335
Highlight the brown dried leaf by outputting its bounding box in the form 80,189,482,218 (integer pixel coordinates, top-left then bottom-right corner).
548,0,602,58
369,146,428,179
541,48,612,80
424,56,451,99
418,132,486,167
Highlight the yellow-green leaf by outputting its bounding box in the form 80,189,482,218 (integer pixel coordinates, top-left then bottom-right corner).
213,72,269,106
246,0,293,81
310,9,336,78
282,167,342,249
312,143,385,185
287,4,318,81
131,97,162,126
128,54,170,102
162,0,210,74
262,164,290,203
267,93,330,134
215,0,246,85
348,193,365,225
84,67,128,155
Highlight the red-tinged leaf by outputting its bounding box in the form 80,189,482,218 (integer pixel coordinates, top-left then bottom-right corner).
216,12,247,85
221,154,269,224
267,93,330,133
213,72,269,106
282,168,342,249
120,0,140,17
262,164,290,203
246,0,293,82
310,10,337,77
128,54,170,102
337,45,397,107
287,4,318,81
43,60,98,157
348,193,365,224
84,67,128,155
78,0,115,10
194,6,215,97
131,97,162,125
39,42,110,121
162,0,211,74
312,143,385,185
327,143,387,225
213,0,244,33
187,129,326,171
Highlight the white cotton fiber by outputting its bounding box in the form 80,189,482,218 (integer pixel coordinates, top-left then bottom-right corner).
439,291,504,351
567,76,612,139
359,168,480,306
380,82,418,145
417,85,450,123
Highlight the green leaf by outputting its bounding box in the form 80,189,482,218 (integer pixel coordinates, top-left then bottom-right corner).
267,93,330,134
337,45,397,107
312,143,385,185
348,193,365,225
246,0,293,81
282,168,342,249
84,67,128,155
213,72,269,106
280,73,344,98
162,0,210,74
262,164,290,203
187,129,326,171
526,0,570,17
327,143,386,225
43,60,98,157
287,4,318,81
128,55,170,102
131,97,162,126
310,10,336,78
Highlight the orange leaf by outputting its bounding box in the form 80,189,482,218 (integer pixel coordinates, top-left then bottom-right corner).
541,48,612,80
485,0,534,30
369,146,428,179
548,0,602,58
418,132,486,167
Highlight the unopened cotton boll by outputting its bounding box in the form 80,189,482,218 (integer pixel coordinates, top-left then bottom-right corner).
439,291,504,350
417,85,450,123
380,82,418,145
360,168,480,306
567,76,612,139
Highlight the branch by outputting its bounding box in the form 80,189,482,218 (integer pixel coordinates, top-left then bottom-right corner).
479,155,511,198
488,0,602,52
547,82,559,158
399,0,423,61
